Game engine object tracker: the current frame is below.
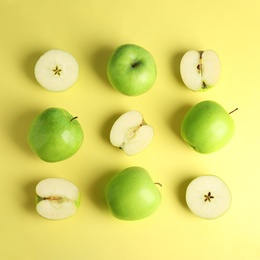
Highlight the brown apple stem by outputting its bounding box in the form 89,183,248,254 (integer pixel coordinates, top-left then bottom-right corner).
70,116,78,121
154,182,162,187
229,108,238,114
131,61,141,68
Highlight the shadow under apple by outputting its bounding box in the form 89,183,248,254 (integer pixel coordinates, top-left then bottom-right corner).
9,109,40,156
170,50,186,86
99,112,122,144
23,179,41,213
175,176,195,211
169,104,192,140
87,170,117,212
90,46,114,88
22,51,45,84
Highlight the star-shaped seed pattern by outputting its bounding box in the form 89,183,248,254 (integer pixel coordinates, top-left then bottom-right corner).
204,192,214,202
53,65,62,76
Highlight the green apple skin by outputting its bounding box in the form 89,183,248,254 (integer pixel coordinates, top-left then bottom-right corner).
181,101,235,154
28,108,84,162
107,44,157,96
105,166,161,221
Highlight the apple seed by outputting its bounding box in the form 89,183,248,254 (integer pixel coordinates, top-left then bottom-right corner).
127,121,144,139
196,52,208,90
53,65,62,76
204,192,214,202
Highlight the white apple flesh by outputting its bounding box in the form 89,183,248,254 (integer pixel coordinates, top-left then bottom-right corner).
180,50,221,91
110,110,154,155
34,49,79,92
36,178,80,220
186,175,231,219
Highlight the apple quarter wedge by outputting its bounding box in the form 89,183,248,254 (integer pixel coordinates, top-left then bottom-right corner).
185,175,231,219
180,50,221,91
35,178,80,220
110,110,154,155
34,49,79,92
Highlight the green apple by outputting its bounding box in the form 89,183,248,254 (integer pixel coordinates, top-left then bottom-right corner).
34,49,79,92
110,110,154,155
36,178,80,220
181,100,235,153
105,166,161,220
28,107,84,162
180,50,221,91
186,175,231,219
107,44,157,96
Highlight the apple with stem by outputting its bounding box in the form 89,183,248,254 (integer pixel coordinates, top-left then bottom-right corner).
180,50,221,91
36,178,80,220
107,44,157,96
34,49,79,92
28,107,84,162
186,175,231,219
105,166,162,220
181,100,236,153
110,110,154,155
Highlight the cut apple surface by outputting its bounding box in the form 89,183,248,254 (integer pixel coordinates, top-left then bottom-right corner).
34,49,79,92
36,178,80,220
185,175,231,219
180,50,221,91
110,111,154,155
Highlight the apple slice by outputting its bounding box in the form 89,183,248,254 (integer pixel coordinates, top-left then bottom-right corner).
180,50,221,91
36,178,80,220
34,49,79,92
110,110,154,155
185,175,231,219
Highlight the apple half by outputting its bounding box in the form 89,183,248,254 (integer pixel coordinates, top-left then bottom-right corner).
34,49,79,92
110,110,154,155
180,50,221,91
186,175,231,219
35,178,80,220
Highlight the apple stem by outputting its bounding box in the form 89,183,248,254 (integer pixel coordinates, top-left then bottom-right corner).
131,61,140,68
154,182,162,187
229,108,238,114
70,116,78,121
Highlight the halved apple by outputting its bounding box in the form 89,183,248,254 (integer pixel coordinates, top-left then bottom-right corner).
35,178,80,220
180,50,221,91
185,175,231,219
34,49,79,92
110,110,154,155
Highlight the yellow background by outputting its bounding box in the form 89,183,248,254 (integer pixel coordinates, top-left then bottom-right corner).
1,0,260,259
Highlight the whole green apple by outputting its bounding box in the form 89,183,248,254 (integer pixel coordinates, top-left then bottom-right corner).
105,166,161,220
181,100,235,153
107,44,157,96
28,107,84,162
